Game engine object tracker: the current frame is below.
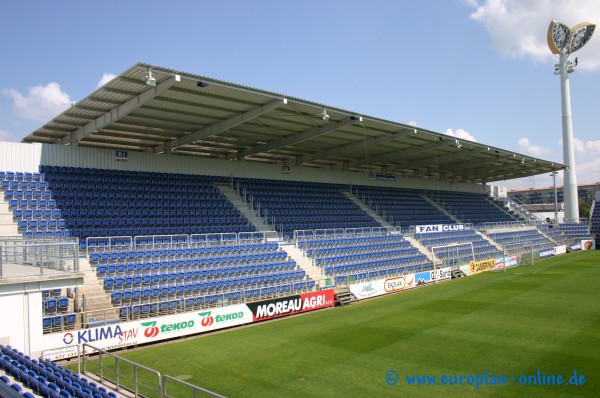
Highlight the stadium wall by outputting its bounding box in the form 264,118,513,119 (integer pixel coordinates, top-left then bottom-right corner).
0,287,42,355
0,141,484,193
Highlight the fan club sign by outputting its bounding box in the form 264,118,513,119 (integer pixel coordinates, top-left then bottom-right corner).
415,224,465,234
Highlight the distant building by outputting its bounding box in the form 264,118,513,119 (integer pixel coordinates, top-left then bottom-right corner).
508,183,600,205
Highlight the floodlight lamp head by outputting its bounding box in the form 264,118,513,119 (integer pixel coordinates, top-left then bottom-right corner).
320,108,329,121
570,22,596,52
197,81,209,88
455,140,462,149
548,19,596,55
144,69,157,87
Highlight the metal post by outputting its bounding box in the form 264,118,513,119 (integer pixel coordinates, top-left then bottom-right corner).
558,53,579,223
551,171,559,225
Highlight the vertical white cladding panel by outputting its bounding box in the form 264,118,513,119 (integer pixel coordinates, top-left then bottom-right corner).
0,294,27,351
0,142,42,172
0,140,481,193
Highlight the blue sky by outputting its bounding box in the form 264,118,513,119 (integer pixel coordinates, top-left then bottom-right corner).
1,0,599,189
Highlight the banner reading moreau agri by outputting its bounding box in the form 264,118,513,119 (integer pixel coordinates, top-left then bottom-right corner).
41,304,254,361
246,290,335,322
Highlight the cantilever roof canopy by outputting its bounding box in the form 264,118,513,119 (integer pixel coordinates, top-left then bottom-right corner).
24,62,563,184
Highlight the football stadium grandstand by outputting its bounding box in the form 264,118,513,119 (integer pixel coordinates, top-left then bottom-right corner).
0,63,597,397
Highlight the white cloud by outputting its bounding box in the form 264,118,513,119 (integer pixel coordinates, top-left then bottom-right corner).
575,157,600,183
407,120,419,127
559,137,600,154
573,137,586,154
97,73,116,88
0,129,19,142
2,82,71,122
518,137,550,155
585,139,600,153
467,0,600,70
445,128,478,142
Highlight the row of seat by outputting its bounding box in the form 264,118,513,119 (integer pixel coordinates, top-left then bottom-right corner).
2,179,47,190
299,234,404,248
0,171,42,181
22,230,71,239
488,229,552,245
109,271,306,303
88,236,272,249
0,374,36,397
120,280,318,321
63,207,240,218
307,241,412,258
12,208,62,219
99,259,295,278
0,344,119,398
92,250,286,268
9,198,57,210
316,252,427,267
102,267,303,291
43,296,69,313
54,192,235,205
279,222,381,239
18,219,66,230
43,313,77,332
47,180,224,194
430,191,517,225
74,225,257,247
67,216,248,229
4,189,52,200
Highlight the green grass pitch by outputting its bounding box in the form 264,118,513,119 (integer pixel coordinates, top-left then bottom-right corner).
81,250,600,397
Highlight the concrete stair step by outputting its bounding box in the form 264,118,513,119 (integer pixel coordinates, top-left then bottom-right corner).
404,236,434,262
422,195,462,223
216,184,274,233
0,214,14,223
341,191,390,227
279,242,328,289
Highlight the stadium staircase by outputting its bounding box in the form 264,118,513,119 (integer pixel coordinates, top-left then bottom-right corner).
501,196,543,224
422,196,462,223
536,228,558,244
76,258,121,327
403,236,434,262
490,198,526,223
333,287,358,306
341,191,389,227
475,230,503,251
279,243,327,288
216,183,273,233
0,195,18,237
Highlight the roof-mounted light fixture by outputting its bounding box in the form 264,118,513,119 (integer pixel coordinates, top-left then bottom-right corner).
320,108,329,122
197,81,209,88
144,69,157,87
455,140,462,149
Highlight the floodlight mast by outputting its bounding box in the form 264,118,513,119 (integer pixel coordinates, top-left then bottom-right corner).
547,20,596,223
